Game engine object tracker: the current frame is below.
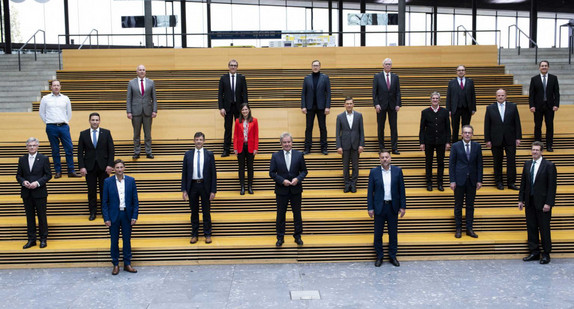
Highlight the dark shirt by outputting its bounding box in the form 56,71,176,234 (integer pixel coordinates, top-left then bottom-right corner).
312,72,320,108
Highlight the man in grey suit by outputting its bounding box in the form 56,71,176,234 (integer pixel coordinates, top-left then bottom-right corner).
127,64,157,159
336,97,365,193
301,60,331,155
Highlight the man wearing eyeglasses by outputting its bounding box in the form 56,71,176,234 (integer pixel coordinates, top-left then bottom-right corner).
219,59,248,157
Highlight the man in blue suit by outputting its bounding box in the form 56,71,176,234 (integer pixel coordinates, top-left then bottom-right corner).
449,125,483,239
301,60,331,155
270,132,308,247
181,132,217,245
367,150,406,267
102,159,139,275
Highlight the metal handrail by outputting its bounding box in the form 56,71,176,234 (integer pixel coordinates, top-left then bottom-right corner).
17,29,46,71
78,29,99,49
507,24,538,64
455,25,478,46
558,23,573,64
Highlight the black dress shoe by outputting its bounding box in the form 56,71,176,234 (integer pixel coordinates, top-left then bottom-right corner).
546,147,554,152
374,259,383,267
40,240,47,248
392,149,400,155
455,229,462,238
146,153,154,159
540,255,551,264
389,257,400,267
508,184,518,190
240,186,245,195
350,184,357,193
426,184,433,191
496,183,504,190
68,172,82,178
248,185,254,194
54,172,62,179
276,238,284,247
89,214,96,221
132,154,140,159
466,229,478,238
344,184,350,193
522,253,540,262
303,150,310,155
321,149,329,155
221,151,230,157
23,240,36,249
294,238,304,246
437,184,444,191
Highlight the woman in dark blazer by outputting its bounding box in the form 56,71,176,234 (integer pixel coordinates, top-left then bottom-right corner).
233,103,259,195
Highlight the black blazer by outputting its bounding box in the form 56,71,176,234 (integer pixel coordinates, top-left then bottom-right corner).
372,72,401,110
419,107,451,145
446,77,477,114
301,73,331,110
16,153,52,199
181,148,217,194
519,158,557,210
529,74,560,109
449,141,483,187
77,128,115,171
336,111,365,150
269,149,308,195
484,102,522,146
218,73,248,111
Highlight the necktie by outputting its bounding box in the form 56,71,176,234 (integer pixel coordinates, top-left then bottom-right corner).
460,78,464,89
196,150,202,179
92,129,98,148
231,74,236,103
29,155,35,172
285,151,291,172
499,103,505,122
531,160,536,186
465,143,470,161
140,79,145,96
542,75,547,101
386,73,390,90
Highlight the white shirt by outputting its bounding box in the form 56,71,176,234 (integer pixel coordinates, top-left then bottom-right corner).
39,93,72,124
531,157,542,184
192,148,204,180
431,105,439,113
28,153,36,172
381,166,392,201
91,127,100,146
284,150,291,172
346,111,354,129
116,176,126,211
498,101,506,122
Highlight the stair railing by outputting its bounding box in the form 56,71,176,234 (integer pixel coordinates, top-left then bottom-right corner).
455,25,479,46
78,29,99,49
17,29,46,71
507,24,538,64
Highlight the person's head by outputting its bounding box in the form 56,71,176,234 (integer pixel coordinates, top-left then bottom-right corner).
113,159,125,178
89,112,100,130
539,60,549,75
240,103,253,122
312,60,321,73
461,125,474,143
531,141,544,160
26,137,39,155
430,92,440,108
344,96,354,113
280,132,293,152
383,58,392,73
228,59,238,74
51,80,61,95
456,65,466,78
194,132,205,149
379,150,392,169
496,88,507,104
136,65,146,79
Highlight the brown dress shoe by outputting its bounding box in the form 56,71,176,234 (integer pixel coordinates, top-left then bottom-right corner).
205,236,212,244
190,236,198,244
112,265,120,275
124,265,137,273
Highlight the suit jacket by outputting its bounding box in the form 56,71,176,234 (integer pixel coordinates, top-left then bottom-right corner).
529,73,560,109
77,128,115,171
336,111,365,150
269,149,308,195
181,148,217,194
519,158,557,210
367,165,406,215
419,107,451,145
218,73,248,111
16,153,52,199
301,73,331,110
484,101,522,146
126,77,157,117
446,77,477,114
372,71,401,110
233,118,259,154
449,140,483,187
102,175,139,224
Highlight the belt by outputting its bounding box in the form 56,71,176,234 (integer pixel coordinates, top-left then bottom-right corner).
384,200,392,204
48,123,66,127
120,208,125,212
192,179,204,183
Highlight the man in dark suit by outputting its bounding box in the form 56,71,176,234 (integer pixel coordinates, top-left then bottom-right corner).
484,89,522,190
449,125,483,238
269,132,308,247
373,58,401,154
302,60,331,155
102,159,139,275
336,97,364,193
446,65,477,143
368,150,406,267
419,92,451,192
219,59,248,157
519,141,557,264
16,137,52,249
181,132,217,244
127,64,157,159
529,60,560,152
78,112,115,221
